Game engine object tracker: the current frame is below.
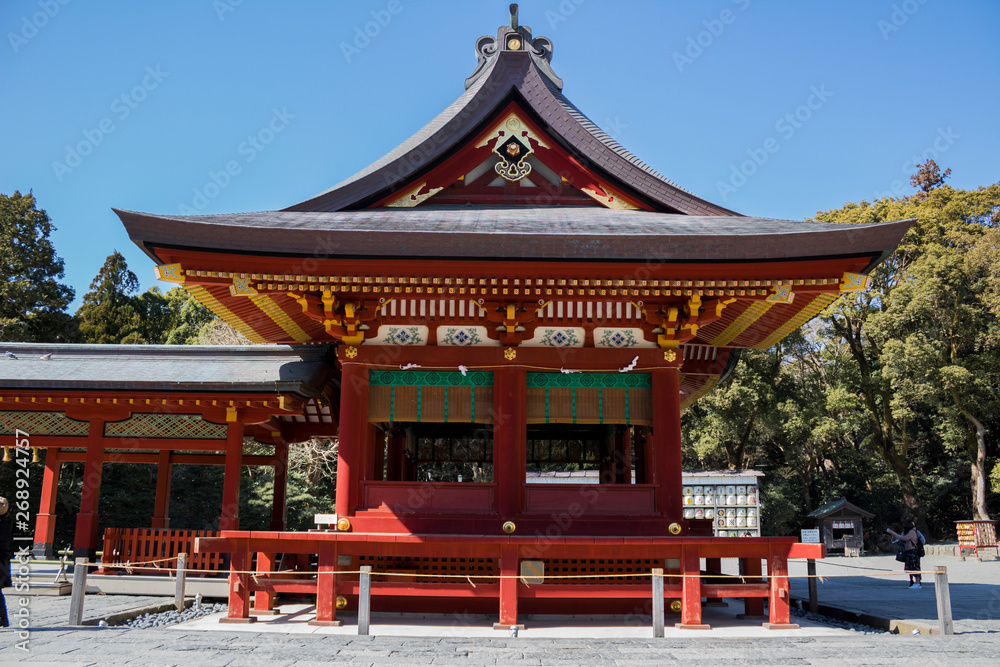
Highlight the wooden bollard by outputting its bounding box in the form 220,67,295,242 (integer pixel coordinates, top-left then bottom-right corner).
935,566,954,635
652,567,664,638
175,553,188,612
358,565,372,635
68,558,88,626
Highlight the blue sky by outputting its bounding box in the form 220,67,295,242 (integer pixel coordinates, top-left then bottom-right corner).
2,0,998,310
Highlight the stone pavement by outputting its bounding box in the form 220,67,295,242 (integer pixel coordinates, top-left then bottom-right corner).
785,553,1000,634
1,552,999,665
2,626,1000,665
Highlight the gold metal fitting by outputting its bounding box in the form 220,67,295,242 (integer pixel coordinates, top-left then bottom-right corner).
32,447,40,463
668,522,682,535
345,346,358,359
502,521,516,534
336,517,351,531
670,600,682,613
1,447,9,463
336,595,348,610
503,347,517,361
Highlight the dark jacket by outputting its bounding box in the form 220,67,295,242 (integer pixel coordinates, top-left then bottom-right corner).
0,513,12,589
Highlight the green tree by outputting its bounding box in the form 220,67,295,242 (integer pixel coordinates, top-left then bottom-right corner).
0,191,77,342
75,251,144,343
816,163,1000,530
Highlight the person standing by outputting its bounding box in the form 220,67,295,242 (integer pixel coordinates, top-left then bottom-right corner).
887,520,922,589
0,496,11,627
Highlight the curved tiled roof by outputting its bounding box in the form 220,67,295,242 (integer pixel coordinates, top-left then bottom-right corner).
0,343,335,395
117,206,913,268
285,24,735,215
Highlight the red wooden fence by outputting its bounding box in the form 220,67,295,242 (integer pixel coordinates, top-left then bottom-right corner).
100,528,224,574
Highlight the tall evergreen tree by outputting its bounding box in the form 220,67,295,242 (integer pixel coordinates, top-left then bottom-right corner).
75,251,144,343
0,191,77,342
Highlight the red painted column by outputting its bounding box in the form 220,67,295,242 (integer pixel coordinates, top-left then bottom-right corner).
652,368,682,523
764,548,797,629
33,447,61,560
253,551,278,614
151,449,172,529
336,363,369,519
493,367,526,520
676,545,708,629
309,542,342,626
270,438,289,531
385,428,404,481
74,419,105,559
219,420,244,532
742,556,765,617
220,540,253,623
498,543,519,628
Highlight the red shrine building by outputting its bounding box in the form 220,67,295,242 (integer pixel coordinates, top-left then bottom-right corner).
2,6,911,629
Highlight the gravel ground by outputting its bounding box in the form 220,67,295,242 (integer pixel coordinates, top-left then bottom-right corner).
117,601,228,629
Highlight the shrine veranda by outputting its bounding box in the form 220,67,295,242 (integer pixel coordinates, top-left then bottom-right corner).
0,6,913,629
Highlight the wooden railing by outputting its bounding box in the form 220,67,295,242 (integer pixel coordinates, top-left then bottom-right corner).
99,528,224,574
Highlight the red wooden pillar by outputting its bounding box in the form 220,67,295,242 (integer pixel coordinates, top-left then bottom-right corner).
336,363,368,519
219,420,244,532
219,540,253,623
764,547,798,629
253,551,278,615
385,428,404,481
270,438,289,531
676,545,709,629
493,366,526,520
151,449,172,529
651,368,682,523
497,543,520,628
309,543,342,626
33,447,61,560
704,557,726,606
74,419,105,559
742,556,765,618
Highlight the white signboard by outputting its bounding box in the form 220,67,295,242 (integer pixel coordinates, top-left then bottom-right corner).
800,529,820,543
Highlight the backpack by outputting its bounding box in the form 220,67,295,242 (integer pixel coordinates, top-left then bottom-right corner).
915,530,925,558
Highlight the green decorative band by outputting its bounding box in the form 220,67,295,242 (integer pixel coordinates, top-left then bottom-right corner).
526,372,651,389
370,370,494,387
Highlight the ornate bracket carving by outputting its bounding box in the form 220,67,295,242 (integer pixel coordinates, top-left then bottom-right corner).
636,296,735,347
285,290,388,344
